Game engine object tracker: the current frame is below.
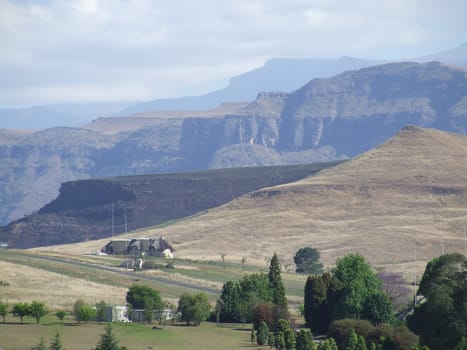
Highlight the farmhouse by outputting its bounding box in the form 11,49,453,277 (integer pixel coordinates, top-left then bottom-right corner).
101,237,174,257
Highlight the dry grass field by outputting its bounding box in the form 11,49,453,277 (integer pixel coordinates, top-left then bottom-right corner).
0,260,126,310
33,127,467,283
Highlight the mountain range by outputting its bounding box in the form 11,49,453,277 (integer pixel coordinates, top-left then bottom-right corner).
0,61,466,227
1,44,466,130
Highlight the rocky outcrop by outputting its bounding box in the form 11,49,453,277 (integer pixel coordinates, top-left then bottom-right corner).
0,163,340,248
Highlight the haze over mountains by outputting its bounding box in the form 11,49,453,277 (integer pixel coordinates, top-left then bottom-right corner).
1,44,466,130
0,61,466,227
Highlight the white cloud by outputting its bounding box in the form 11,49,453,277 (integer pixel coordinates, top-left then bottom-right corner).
0,0,465,107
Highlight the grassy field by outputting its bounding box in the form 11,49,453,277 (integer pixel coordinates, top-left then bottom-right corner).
0,249,307,311
0,315,254,350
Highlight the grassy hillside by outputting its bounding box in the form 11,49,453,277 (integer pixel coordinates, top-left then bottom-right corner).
36,126,467,282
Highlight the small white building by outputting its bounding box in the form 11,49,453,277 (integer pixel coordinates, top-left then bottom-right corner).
104,306,130,322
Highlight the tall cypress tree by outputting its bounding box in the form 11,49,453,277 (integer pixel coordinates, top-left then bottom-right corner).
268,253,288,310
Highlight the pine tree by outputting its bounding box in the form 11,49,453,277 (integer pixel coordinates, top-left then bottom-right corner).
296,329,314,350
268,253,288,310
93,324,128,350
49,332,64,350
357,335,368,350
31,337,47,350
345,329,358,350
257,321,270,345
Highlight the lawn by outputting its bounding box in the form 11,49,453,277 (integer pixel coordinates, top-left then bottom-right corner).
0,315,254,350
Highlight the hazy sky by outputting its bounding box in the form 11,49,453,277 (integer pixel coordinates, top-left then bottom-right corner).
0,0,465,107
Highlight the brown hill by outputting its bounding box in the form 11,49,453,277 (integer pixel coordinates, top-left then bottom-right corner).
44,126,467,279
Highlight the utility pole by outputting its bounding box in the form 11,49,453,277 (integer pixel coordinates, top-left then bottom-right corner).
111,203,114,237
124,204,128,233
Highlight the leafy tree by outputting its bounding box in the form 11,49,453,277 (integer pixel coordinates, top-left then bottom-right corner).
296,329,314,350
31,337,47,350
177,293,210,326
12,302,30,323
143,298,154,323
362,293,394,325
218,281,239,322
252,302,275,331
73,299,96,323
277,319,296,350
333,254,383,320
49,332,64,350
408,253,466,350
93,324,128,350
319,339,338,350
269,253,288,310
126,285,163,310
357,335,368,350
0,300,8,322
294,247,324,274
275,331,286,350
345,329,359,350
96,301,107,322
268,332,276,348
257,321,270,345
55,310,67,323
328,319,419,350
30,300,47,324
219,272,272,323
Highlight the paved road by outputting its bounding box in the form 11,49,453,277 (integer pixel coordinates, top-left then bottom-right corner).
3,251,221,295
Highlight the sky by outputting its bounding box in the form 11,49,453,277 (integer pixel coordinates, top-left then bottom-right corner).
0,0,466,108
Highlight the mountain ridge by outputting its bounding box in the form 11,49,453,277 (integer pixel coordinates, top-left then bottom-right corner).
0,61,466,226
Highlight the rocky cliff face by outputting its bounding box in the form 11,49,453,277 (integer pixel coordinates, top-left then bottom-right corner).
1,61,466,227
0,163,340,248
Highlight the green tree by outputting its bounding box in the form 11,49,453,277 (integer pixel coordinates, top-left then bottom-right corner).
93,324,128,350
362,293,394,325
296,329,314,350
408,253,466,350
277,319,296,350
294,247,324,274
55,310,67,323
96,301,107,322
269,253,288,310
345,329,359,350
49,332,64,350
304,272,343,333
30,300,47,324
12,302,30,323
143,298,154,324
268,332,276,348
257,321,270,345
177,293,210,326
73,299,96,323
32,337,47,350
333,254,384,320
0,300,8,322
275,331,286,350
126,285,163,310
219,272,272,323
357,335,368,350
